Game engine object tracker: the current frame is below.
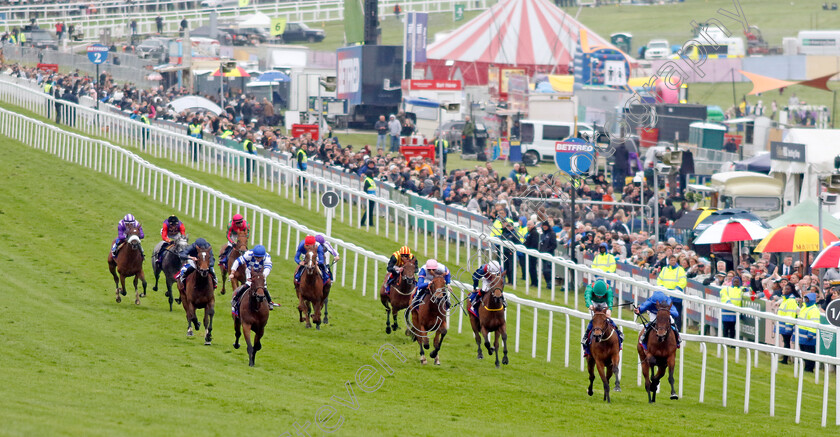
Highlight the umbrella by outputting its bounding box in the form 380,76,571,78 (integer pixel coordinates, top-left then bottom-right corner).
754,223,839,253
694,208,769,232
212,66,250,78
256,71,290,83
672,208,717,230
168,96,223,115
146,72,163,81
694,218,770,245
811,241,840,269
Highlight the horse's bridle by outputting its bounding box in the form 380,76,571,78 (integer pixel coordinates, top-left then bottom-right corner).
591,314,614,343
304,251,316,273
196,250,210,276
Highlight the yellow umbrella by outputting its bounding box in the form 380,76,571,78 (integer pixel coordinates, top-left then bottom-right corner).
692,208,717,229
753,223,839,253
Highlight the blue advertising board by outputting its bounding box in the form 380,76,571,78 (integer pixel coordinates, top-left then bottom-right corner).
87,44,108,65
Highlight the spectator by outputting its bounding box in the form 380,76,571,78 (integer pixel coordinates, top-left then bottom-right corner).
798,293,820,372
155,15,164,34
388,115,401,152
375,115,388,150
538,221,556,284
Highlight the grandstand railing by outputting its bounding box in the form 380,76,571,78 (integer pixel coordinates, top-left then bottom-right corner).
2,104,838,427
0,0,489,41
2,74,840,372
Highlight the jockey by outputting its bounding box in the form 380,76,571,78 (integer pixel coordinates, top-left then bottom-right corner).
293,235,330,285
634,290,682,349
230,244,277,313
384,246,416,293
469,260,506,316
111,213,145,258
175,237,217,288
581,279,624,357
158,215,186,267
315,235,339,283
411,259,451,310
219,213,250,266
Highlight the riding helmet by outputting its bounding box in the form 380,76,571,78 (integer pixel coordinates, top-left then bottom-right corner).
232,213,244,222
123,213,136,222
315,235,325,245
593,280,608,296
486,260,501,274
252,245,266,257
304,235,316,246
398,246,411,256
168,215,180,224
425,259,438,271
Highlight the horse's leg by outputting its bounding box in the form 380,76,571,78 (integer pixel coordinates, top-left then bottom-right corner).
430,324,447,365
204,302,214,345
418,337,426,365
668,354,678,400
598,359,610,403
384,300,392,334
138,269,147,298
651,358,668,403
470,316,483,360
233,316,242,349
220,266,227,296
297,293,311,328
391,307,399,332
323,296,329,325
313,298,323,330
612,352,622,392
500,324,509,365
119,273,129,304
493,330,500,368
481,326,494,355
640,357,652,403
252,325,264,367
295,283,304,322
243,322,255,367
165,280,173,312
132,275,140,305
587,356,595,396
184,301,196,337
109,261,120,296
153,263,160,292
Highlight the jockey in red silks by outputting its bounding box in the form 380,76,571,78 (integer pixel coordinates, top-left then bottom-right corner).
220,213,250,266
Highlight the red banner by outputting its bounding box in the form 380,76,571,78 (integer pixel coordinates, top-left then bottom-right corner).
401,80,462,91
37,63,59,73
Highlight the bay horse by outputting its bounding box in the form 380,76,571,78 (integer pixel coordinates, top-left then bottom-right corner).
406,275,449,365
220,232,248,296
587,303,621,402
636,302,679,403
379,257,417,334
468,273,509,368
152,234,189,311
234,267,270,367
108,221,147,305
295,244,325,329
178,244,215,345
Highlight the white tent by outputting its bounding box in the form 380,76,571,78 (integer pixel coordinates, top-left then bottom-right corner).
238,13,270,28
769,128,840,206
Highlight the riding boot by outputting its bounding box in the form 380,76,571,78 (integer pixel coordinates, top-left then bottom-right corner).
264,288,275,310
210,270,218,288
140,246,145,260
672,324,682,348
501,295,507,309
294,266,303,284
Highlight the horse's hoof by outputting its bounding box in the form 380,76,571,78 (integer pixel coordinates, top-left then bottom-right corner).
220,290,226,295
423,343,429,350
121,289,127,296
670,394,678,400
316,324,320,331
420,358,427,365
391,323,398,331
187,331,194,337
233,343,240,349
495,362,500,369
488,348,495,355
477,354,483,360
588,389,593,396
205,341,212,346
305,323,312,329
139,292,146,298
134,299,140,305
385,327,391,334
116,296,121,303
434,357,441,366
614,386,622,392
249,362,254,367
175,299,181,304
502,357,509,365
323,317,329,325
153,286,158,292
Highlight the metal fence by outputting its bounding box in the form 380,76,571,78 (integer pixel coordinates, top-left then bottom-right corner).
3,102,840,427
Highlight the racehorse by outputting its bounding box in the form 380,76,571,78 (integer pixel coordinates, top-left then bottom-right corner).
587,303,621,402
152,234,189,311
108,221,147,305
234,267,270,367
636,302,679,403
295,244,326,329
468,273,509,368
178,244,215,345
406,275,449,365
379,257,416,334
220,232,248,296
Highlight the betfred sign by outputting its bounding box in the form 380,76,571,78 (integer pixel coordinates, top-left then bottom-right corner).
401,80,462,91
336,46,362,105
554,138,594,176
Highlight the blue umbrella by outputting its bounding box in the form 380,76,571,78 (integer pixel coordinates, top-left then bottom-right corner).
257,71,290,83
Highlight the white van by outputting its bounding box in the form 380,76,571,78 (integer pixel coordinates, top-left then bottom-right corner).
798,31,840,55
519,119,597,166
709,171,784,220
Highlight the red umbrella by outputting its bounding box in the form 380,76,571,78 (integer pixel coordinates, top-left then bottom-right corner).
754,223,839,253
694,218,769,245
811,241,840,269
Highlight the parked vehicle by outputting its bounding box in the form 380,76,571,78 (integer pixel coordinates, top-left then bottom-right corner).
281,22,325,43
199,0,239,8
708,171,784,220
644,39,670,59
433,120,488,148
519,119,599,166
23,30,58,50
136,37,170,61
222,27,271,46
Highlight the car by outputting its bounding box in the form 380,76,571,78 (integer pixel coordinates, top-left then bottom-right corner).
23,30,58,50
199,0,239,8
433,120,488,148
280,22,325,43
136,37,170,60
644,39,671,59
518,119,600,166
220,27,271,46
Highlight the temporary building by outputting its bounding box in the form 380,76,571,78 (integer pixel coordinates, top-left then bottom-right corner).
423,0,619,85
769,128,840,205
768,199,840,236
